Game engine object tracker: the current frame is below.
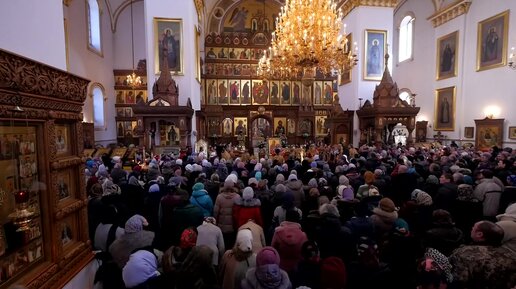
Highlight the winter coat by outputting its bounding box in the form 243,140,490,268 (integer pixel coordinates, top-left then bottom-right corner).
271,221,308,273
220,250,257,289
162,203,204,249
239,221,266,254
233,198,264,229
190,189,214,217
474,178,504,217
109,230,155,269
423,225,464,256
196,222,225,265
215,189,241,233
315,213,354,261
286,180,305,209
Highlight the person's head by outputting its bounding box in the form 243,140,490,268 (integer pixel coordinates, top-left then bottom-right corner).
417,248,453,289
439,173,452,184
470,221,504,245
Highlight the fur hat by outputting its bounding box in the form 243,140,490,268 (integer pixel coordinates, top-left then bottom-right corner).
432,209,454,226
235,229,253,252
497,203,516,222
378,197,396,212
319,203,340,217
256,246,280,266
242,187,254,200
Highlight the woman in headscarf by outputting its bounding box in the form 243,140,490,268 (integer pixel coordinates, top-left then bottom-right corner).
109,214,155,269
241,247,291,289
220,229,257,289
196,217,225,267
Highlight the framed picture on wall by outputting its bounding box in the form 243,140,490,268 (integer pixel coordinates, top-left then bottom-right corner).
339,33,353,85
464,127,474,138
55,124,71,156
436,30,458,80
154,18,183,75
364,29,387,81
434,86,455,131
509,126,516,139
234,117,248,136
476,10,509,71
475,118,504,151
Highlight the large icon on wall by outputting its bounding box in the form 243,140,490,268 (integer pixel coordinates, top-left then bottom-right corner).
154,18,183,75
436,31,458,80
364,29,387,81
476,10,509,71
434,86,455,131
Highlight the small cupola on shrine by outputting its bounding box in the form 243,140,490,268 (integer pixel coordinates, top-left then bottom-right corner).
356,54,420,145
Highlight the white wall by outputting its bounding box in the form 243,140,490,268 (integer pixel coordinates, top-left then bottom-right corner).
393,0,437,130
0,1,67,70
393,0,516,147
113,1,146,69
65,0,117,145
144,0,201,145
340,6,395,146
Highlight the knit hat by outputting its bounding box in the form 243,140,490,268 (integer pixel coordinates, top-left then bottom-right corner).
255,171,262,181
288,174,298,181
235,229,253,252
310,161,317,168
394,218,410,236
222,179,234,190
426,175,439,185
179,228,197,249
308,178,318,188
248,178,258,187
175,159,183,166
122,249,159,288
256,246,280,266
507,175,516,185
320,257,347,289
226,174,238,184
424,248,453,283
242,187,254,200
192,182,205,191
125,214,148,233
275,174,285,182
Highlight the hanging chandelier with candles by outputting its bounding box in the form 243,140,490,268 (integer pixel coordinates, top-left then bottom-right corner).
258,0,358,82
126,0,142,88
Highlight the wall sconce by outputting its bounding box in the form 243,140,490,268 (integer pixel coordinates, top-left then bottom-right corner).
509,47,515,70
484,105,501,119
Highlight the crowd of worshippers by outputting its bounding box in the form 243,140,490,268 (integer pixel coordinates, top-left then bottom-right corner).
85,143,516,289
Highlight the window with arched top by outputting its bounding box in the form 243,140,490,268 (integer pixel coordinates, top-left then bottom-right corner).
87,0,102,55
398,14,415,62
90,84,106,129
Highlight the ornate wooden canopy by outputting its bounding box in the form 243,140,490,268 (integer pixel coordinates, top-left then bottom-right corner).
356,54,420,145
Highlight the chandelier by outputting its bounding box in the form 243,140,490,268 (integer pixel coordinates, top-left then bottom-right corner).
258,0,358,82
126,0,142,88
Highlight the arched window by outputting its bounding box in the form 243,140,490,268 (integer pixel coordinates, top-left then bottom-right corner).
91,84,106,129
87,0,102,55
398,15,414,62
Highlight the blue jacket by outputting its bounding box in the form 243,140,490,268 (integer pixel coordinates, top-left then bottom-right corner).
190,189,214,217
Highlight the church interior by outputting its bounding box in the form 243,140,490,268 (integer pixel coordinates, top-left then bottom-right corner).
0,0,515,288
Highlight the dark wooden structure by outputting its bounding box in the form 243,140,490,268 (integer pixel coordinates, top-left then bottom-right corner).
356,55,420,146
132,57,194,151
0,49,92,289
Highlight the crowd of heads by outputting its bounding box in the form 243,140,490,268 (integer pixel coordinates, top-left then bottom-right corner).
85,142,516,289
